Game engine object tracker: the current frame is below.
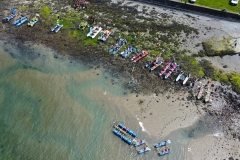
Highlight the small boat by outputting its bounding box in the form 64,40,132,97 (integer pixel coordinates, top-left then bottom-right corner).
183,73,191,85
176,71,184,82
154,140,171,148
138,147,151,154
98,29,112,42
197,82,204,100
50,22,63,33
113,129,132,145
132,139,146,147
109,38,127,55
13,16,28,27
159,62,172,76
2,8,16,23
159,148,170,156
27,16,38,27
118,124,137,138
165,63,177,79
150,59,164,71
79,20,88,30
145,56,158,68
131,50,148,62
120,44,136,58
87,26,102,38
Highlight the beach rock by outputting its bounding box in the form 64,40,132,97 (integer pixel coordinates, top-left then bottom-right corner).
223,65,228,68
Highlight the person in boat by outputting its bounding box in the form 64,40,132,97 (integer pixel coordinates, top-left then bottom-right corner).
164,149,167,152
140,140,142,144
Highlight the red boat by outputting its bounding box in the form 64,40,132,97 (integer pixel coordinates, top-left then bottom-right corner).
131,50,148,62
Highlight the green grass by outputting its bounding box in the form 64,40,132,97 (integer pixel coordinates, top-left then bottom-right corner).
39,4,52,19
175,54,205,77
194,0,240,13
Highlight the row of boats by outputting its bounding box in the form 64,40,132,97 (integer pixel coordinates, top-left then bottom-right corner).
112,123,171,156
3,9,199,87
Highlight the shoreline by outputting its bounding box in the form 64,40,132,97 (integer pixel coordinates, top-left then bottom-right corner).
1,0,240,159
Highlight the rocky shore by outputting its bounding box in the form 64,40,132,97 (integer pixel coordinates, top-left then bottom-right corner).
1,0,240,159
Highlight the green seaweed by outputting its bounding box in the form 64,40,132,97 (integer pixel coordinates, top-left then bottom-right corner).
39,4,52,19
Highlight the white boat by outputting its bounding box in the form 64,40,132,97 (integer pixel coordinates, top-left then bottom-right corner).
87,26,102,38
176,71,184,82
183,73,190,85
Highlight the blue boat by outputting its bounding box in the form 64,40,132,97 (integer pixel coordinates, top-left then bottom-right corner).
108,38,127,55
118,124,137,138
132,139,146,147
13,16,28,27
112,129,132,145
50,22,63,33
120,44,136,58
138,147,151,154
98,29,112,42
159,148,170,156
154,139,171,148
2,8,16,23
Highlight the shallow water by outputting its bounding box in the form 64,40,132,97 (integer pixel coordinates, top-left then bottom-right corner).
0,39,222,160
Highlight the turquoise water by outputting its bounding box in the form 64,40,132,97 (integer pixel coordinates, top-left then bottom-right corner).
0,39,222,160
0,40,159,160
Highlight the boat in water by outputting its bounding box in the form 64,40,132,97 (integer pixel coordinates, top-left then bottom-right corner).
131,50,148,62
176,71,184,82
98,29,112,42
109,38,127,55
120,44,136,58
113,129,132,145
2,8,16,23
118,123,137,138
132,139,146,147
150,59,164,71
87,26,102,38
183,73,191,85
154,139,171,148
165,63,177,79
159,62,172,76
13,16,28,27
138,146,151,154
159,148,170,156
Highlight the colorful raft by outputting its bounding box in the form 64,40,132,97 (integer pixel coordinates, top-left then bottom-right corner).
109,38,127,55
118,123,137,138
165,63,177,79
145,56,159,68
120,44,136,58
132,139,146,147
98,29,112,42
138,147,151,154
2,8,16,23
113,129,132,145
154,140,170,148
131,50,148,62
159,62,172,76
50,22,63,33
159,148,170,156
13,16,28,27
150,59,164,71
176,71,184,82
87,26,102,38
27,16,38,27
